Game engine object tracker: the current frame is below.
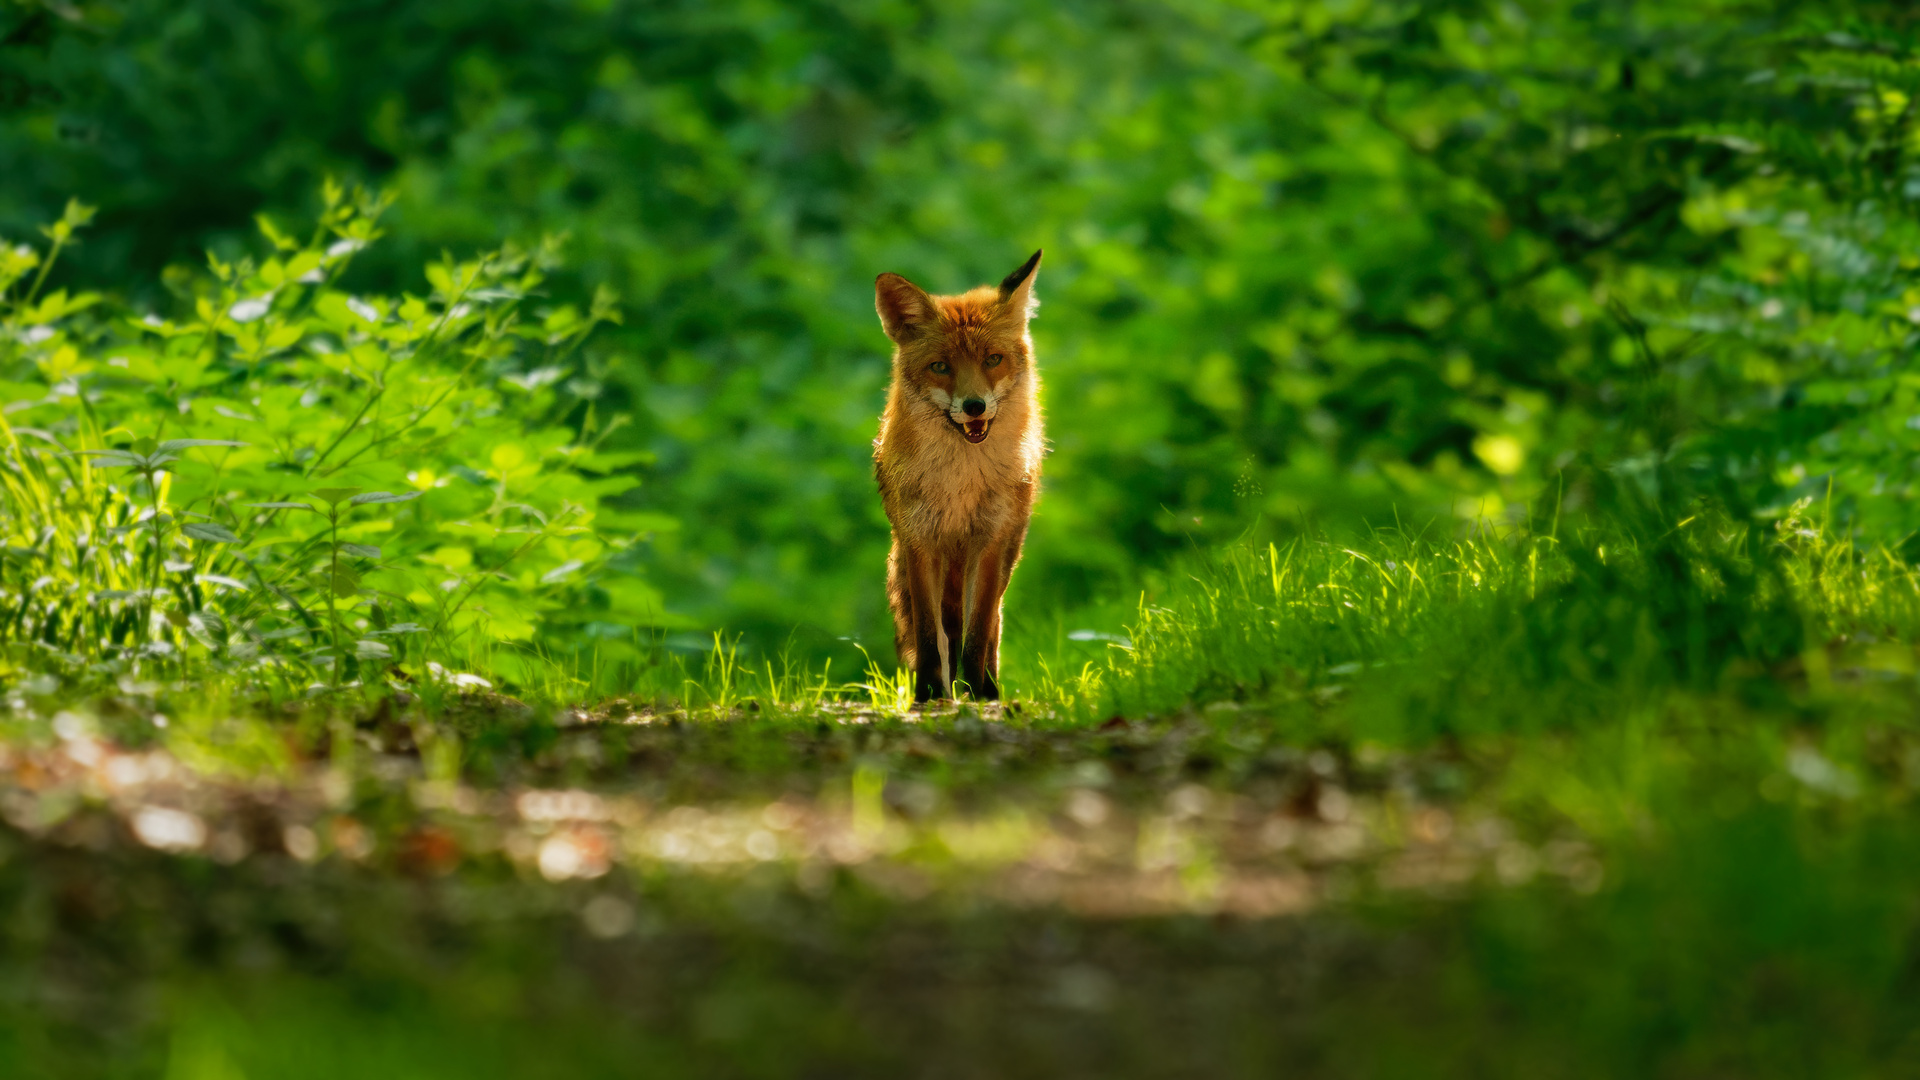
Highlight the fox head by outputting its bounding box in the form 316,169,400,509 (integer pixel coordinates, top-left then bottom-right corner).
875,250,1041,445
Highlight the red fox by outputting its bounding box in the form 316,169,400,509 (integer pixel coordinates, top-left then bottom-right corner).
873,250,1045,703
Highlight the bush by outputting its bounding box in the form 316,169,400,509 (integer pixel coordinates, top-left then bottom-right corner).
0,186,671,694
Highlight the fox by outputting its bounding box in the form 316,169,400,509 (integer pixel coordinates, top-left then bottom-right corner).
873,249,1045,703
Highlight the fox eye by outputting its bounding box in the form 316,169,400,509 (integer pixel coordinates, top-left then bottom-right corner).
986,354,1003,367
929,361,950,375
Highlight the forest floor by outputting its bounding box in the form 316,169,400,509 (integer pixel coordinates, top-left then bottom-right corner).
4,655,1920,1079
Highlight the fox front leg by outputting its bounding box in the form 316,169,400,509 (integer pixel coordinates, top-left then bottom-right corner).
939,554,967,700
960,539,1011,701
899,543,951,703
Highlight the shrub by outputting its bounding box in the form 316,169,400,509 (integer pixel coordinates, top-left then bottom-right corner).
0,185,671,695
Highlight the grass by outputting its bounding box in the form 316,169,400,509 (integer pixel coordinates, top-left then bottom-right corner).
4,483,1920,1076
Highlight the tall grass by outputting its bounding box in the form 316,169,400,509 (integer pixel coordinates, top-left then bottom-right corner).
26,483,1902,741
1050,490,1920,734
442,482,1920,742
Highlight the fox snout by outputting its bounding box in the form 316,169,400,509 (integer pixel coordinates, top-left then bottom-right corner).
948,393,995,443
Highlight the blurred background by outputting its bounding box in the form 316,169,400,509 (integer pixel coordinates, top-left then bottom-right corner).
4,0,1917,672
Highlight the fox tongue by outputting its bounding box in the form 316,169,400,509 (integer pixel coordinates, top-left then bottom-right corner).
964,419,989,441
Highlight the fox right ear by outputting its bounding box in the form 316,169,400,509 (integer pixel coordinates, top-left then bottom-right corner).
876,273,938,345
997,249,1042,321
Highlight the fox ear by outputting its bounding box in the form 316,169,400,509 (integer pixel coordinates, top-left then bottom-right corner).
875,273,938,344
997,249,1042,321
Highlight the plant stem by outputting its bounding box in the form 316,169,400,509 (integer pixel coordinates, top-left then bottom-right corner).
146,467,164,649
2,234,66,367
305,384,387,479
193,289,230,368
20,235,65,311
328,505,342,686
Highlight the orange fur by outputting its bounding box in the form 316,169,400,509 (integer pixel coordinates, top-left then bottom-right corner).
873,250,1045,702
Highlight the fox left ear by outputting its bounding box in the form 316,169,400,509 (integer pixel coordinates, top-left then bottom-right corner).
998,249,1042,321
876,272,939,345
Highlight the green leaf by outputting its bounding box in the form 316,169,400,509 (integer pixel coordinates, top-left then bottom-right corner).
331,566,361,597
157,438,247,453
181,522,241,544
312,487,364,506
72,450,143,468
60,198,97,230
540,559,584,584
255,213,299,252
340,543,382,559
248,501,317,511
20,289,101,324
286,251,324,283
349,491,422,505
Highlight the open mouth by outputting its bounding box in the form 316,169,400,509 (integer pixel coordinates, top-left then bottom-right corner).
951,417,991,443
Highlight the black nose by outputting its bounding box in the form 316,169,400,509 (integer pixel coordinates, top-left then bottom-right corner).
962,398,986,417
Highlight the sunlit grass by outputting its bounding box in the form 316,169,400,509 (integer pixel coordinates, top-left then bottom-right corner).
2,452,1917,1080
7,500,1920,1077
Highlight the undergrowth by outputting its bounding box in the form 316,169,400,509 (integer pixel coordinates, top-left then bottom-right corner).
6,196,1920,752
1027,483,1920,736
0,190,672,700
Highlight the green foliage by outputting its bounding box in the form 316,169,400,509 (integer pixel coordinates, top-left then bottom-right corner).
0,188,663,689
8,0,1920,703
1068,487,1920,736
13,5,1920,1074
8,1,1920,655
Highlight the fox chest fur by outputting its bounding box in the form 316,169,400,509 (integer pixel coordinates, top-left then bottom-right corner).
871,250,1045,702
874,370,1043,546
